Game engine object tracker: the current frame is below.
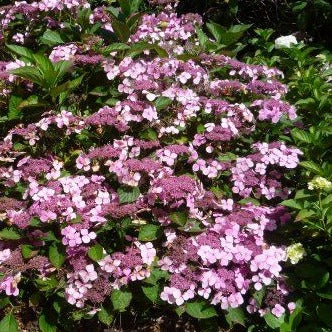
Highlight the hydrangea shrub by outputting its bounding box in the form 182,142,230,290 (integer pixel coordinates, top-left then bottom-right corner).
0,0,302,328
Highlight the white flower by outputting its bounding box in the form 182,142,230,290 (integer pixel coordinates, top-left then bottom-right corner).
286,243,306,264
275,35,298,49
308,176,332,191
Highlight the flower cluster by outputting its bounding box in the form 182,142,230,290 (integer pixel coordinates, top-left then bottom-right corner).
0,0,300,322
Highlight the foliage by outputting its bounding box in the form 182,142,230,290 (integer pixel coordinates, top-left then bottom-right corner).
0,0,331,331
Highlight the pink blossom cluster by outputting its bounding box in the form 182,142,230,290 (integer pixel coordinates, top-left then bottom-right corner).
0,0,301,320
158,205,294,315
130,12,202,54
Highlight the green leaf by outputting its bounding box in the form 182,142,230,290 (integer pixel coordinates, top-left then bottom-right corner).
88,243,104,261
111,289,132,312
129,0,142,13
139,128,158,140
253,288,265,306
0,228,21,240
21,244,37,259
291,128,312,143
127,42,168,57
207,24,252,47
53,60,72,84
32,53,57,87
295,189,313,199
169,211,188,226
288,301,303,330
40,30,64,46
317,284,332,299
10,66,44,87
144,268,169,285
217,152,238,161
35,276,59,291
118,0,131,16
154,96,172,111
6,44,34,61
138,224,161,241
0,313,19,332
317,303,332,327
142,285,160,302
300,161,323,175
117,186,140,204
8,95,22,120
112,19,130,42
225,307,246,327
103,43,130,54
206,22,225,43
196,27,212,49
49,243,65,268
322,194,332,206
39,311,57,332
281,199,303,210
238,197,260,206
50,75,84,98
175,305,186,317
264,312,285,329
19,95,48,109
185,300,217,319
98,306,114,326
0,298,10,310
296,209,316,221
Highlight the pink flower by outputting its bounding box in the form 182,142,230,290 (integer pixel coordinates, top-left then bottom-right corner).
271,304,285,317
0,273,21,296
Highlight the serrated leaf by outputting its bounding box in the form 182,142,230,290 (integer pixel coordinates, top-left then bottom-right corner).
39,311,57,332
111,289,132,312
127,42,168,57
8,95,22,120
142,285,159,302
291,129,312,143
155,96,172,111
144,268,169,284
0,313,19,332
206,22,226,43
112,19,130,42
185,300,217,319
10,66,44,87
281,199,303,210
88,243,103,261
35,277,59,291
103,43,130,54
295,189,313,199
19,95,48,109
169,211,187,226
138,224,161,241
139,128,158,140
98,306,114,326
238,197,260,206
0,228,21,240
225,307,246,327
295,209,315,221
117,186,140,204
118,0,131,16
40,30,64,46
264,312,285,329
49,243,65,268
21,244,38,259
6,44,34,60
300,161,323,175
50,75,84,98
